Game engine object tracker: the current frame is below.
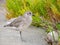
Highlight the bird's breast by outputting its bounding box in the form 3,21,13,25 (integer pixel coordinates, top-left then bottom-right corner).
18,17,32,31
23,17,32,26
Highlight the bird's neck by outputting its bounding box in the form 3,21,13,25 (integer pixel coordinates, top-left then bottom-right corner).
24,14,32,18
24,15,32,21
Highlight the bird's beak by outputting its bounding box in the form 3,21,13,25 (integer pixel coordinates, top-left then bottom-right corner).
32,14,35,16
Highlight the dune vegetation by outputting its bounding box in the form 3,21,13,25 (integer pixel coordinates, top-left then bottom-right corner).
6,0,60,41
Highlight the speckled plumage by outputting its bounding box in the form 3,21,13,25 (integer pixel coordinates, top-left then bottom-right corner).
4,11,32,30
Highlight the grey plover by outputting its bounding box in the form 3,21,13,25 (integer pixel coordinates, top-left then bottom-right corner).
4,11,33,41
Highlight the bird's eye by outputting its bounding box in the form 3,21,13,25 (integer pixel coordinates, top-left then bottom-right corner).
27,12,31,15
29,12,31,14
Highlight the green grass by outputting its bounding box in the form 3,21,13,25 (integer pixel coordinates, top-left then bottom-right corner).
6,0,60,29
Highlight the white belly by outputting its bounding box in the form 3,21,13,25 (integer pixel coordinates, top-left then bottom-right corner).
18,17,32,31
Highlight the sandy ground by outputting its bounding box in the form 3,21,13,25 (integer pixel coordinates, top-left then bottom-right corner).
0,5,48,45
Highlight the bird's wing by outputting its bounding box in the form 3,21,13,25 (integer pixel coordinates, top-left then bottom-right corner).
7,18,16,24
9,16,23,27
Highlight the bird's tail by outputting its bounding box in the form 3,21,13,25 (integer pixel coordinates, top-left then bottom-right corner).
4,24,11,27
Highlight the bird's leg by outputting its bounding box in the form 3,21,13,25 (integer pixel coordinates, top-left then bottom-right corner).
20,31,23,41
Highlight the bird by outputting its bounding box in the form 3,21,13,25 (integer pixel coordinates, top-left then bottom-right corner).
4,11,33,41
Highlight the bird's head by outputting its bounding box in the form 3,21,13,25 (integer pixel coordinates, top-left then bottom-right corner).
24,11,33,17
